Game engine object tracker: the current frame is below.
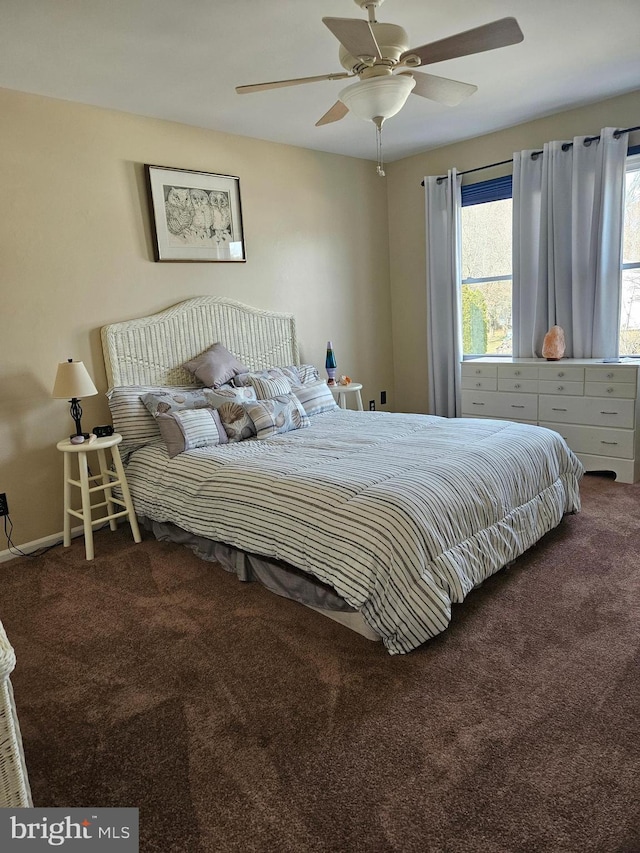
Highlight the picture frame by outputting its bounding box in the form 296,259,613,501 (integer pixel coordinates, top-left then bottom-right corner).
145,165,246,262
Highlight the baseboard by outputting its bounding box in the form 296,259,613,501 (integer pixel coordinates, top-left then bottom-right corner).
0,526,86,563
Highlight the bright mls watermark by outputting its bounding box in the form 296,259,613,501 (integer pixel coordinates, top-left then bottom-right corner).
0,809,138,851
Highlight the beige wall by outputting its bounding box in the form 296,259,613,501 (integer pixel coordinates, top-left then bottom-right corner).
386,89,640,414
0,87,393,548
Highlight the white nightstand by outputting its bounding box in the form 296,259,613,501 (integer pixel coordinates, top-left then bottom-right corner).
330,382,364,411
56,433,141,560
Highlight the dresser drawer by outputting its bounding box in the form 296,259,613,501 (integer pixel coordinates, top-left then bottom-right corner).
462,390,538,421
461,363,498,379
585,381,636,399
540,422,635,459
585,366,638,384
538,380,584,396
498,365,539,381
538,366,584,382
539,395,635,428
462,376,498,391
498,378,539,393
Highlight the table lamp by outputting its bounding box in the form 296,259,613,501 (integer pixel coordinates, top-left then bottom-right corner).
52,359,98,441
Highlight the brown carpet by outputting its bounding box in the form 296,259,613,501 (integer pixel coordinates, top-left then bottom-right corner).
1,472,639,853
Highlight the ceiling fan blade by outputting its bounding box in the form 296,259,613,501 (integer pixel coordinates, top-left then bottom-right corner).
401,17,524,66
322,17,382,60
236,72,351,95
316,101,350,127
406,71,477,106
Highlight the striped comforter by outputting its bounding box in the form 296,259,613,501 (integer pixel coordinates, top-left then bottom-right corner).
124,410,584,654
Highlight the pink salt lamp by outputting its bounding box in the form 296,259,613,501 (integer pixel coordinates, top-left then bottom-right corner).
542,325,566,360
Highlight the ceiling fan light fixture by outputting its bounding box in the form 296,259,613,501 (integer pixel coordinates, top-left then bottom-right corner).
338,74,415,123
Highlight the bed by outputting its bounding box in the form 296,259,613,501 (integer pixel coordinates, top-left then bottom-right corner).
101,296,584,655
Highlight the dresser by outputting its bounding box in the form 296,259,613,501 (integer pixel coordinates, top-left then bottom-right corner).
461,358,640,484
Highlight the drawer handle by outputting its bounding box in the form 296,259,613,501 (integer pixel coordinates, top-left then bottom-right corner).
514,383,521,389
557,385,564,391
476,382,482,387
472,402,485,406
552,407,567,411
511,405,525,409
607,387,614,393
601,440,618,445
600,411,619,415
558,372,565,377
514,370,521,376
607,372,614,379
475,369,481,374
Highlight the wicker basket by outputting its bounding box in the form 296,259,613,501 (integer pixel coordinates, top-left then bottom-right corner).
0,621,32,807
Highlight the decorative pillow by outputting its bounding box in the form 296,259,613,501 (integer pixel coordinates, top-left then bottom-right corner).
279,366,304,387
157,409,228,458
234,365,320,387
183,342,249,389
243,393,310,439
246,374,292,400
297,364,320,385
141,388,214,418
292,380,339,417
107,385,195,461
217,401,257,443
203,384,257,407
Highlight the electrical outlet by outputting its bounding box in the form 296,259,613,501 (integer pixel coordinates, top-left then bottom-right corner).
369,400,376,411
380,391,387,405
0,493,8,517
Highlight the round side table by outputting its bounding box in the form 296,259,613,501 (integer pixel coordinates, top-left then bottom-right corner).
330,382,363,411
56,433,141,561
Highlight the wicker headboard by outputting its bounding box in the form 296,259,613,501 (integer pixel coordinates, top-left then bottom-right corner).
101,296,299,388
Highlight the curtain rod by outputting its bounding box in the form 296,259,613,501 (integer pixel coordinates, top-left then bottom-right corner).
423,124,640,186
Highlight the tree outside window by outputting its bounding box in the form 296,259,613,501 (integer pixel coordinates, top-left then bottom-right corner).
461,197,512,357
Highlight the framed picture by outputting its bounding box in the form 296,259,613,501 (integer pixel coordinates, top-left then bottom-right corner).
145,165,246,262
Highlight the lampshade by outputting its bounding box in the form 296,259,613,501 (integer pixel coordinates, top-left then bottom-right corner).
52,360,98,400
339,75,416,123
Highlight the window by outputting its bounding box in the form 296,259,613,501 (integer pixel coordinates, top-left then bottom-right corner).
460,176,512,357
460,146,640,359
620,149,640,356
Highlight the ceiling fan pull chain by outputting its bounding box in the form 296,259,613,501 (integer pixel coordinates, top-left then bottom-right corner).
375,116,385,177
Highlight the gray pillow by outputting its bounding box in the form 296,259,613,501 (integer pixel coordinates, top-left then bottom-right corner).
183,343,249,389
157,408,228,458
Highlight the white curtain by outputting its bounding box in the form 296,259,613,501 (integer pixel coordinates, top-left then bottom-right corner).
512,127,627,358
425,169,463,417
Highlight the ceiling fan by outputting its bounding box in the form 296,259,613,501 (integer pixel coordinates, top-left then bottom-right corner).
235,0,524,131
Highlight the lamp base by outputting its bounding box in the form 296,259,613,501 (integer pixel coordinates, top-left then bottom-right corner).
70,432,91,441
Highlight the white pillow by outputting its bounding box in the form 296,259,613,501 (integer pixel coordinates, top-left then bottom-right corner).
292,380,338,417
246,375,292,400
108,385,194,461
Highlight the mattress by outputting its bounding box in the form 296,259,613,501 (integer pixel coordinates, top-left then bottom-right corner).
123,408,584,654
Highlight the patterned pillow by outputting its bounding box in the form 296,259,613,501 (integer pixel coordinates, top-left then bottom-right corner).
292,380,339,416
157,409,228,458
246,375,292,400
217,401,257,443
297,364,320,385
183,342,249,389
107,385,196,461
234,365,320,387
203,384,257,407
243,393,310,439
141,388,214,417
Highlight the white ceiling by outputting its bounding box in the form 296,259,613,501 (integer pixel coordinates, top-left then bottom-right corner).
1,0,639,162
